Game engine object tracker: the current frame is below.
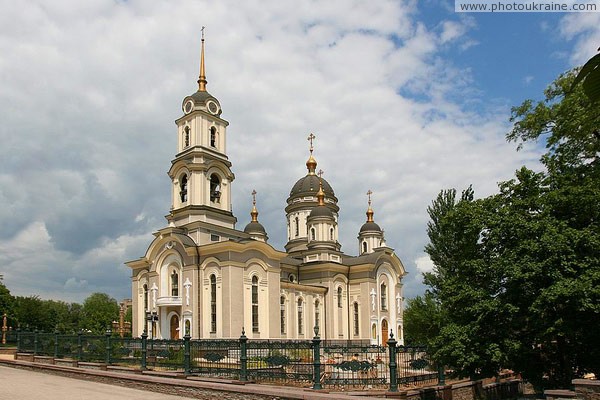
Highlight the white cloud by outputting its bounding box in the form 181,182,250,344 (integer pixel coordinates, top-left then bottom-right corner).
559,13,600,64
415,255,435,275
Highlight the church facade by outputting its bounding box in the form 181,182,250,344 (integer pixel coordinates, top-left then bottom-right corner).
126,38,407,344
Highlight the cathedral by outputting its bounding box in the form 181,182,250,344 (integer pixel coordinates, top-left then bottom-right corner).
126,36,407,344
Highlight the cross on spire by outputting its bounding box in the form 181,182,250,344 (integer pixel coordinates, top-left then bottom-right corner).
317,169,324,179
307,133,316,154
201,26,205,40
251,189,257,205
367,190,373,206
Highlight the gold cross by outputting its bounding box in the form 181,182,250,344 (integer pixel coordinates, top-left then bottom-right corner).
201,26,205,40
307,133,316,153
317,169,324,179
251,189,257,205
367,190,373,205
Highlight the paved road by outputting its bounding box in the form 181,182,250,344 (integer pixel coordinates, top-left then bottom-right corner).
0,365,187,400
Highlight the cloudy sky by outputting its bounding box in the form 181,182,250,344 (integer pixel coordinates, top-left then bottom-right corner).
0,0,598,303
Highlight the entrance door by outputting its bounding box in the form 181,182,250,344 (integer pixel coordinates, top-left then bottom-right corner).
170,315,180,339
381,319,388,346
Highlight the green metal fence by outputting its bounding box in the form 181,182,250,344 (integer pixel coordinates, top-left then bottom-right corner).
14,329,443,392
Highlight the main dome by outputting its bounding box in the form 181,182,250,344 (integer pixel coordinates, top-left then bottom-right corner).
290,174,335,198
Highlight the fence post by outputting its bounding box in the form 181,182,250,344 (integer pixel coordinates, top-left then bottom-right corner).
184,334,191,375
388,331,398,392
33,329,39,356
105,329,112,365
141,330,148,371
77,330,83,361
239,328,248,382
16,327,21,352
438,364,446,385
54,329,59,359
312,326,322,390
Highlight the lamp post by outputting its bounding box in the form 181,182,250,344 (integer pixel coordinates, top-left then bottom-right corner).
1,313,7,345
145,311,158,349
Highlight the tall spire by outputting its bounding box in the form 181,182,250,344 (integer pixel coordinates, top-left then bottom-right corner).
317,170,325,206
197,26,207,92
366,190,374,222
306,133,317,174
250,189,259,222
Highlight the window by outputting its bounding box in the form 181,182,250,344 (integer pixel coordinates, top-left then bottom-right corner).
252,276,259,333
362,241,367,254
210,234,220,242
371,323,377,340
185,320,191,336
210,275,217,333
143,284,149,311
184,126,190,147
380,283,387,311
171,271,179,297
295,217,299,237
353,302,359,336
314,300,320,328
280,296,286,335
210,127,217,147
297,298,304,335
180,175,188,202
310,227,316,241
210,174,221,203
337,287,343,308
330,227,334,241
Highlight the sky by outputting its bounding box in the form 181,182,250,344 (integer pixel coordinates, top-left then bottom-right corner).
0,0,599,304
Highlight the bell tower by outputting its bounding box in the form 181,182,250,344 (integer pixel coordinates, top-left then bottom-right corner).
167,30,237,243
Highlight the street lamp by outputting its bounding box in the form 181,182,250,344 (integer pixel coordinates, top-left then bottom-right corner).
145,311,158,348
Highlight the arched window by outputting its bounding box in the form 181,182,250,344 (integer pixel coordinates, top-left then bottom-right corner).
143,284,149,311
337,287,343,308
330,227,334,241
180,174,188,202
210,126,217,147
171,271,179,296
297,298,304,335
280,296,286,335
314,299,320,328
295,217,299,237
184,126,190,148
353,302,359,336
380,283,387,311
371,323,377,340
252,276,259,333
185,319,191,336
310,227,316,241
362,241,367,254
210,274,217,333
210,174,221,203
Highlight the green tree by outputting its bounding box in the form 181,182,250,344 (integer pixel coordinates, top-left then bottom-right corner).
403,292,445,346
80,293,119,334
424,69,600,389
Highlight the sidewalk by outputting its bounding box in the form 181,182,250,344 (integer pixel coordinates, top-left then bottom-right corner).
0,357,384,400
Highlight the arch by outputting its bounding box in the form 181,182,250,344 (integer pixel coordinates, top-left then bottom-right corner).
371,322,377,340
180,174,188,202
380,282,387,311
295,217,300,237
310,227,316,241
210,274,217,333
280,295,286,335
337,287,343,308
297,297,304,335
171,270,179,296
362,241,368,254
185,319,191,336
251,275,259,333
210,126,217,147
184,126,190,148
330,227,334,241
353,302,360,336
170,314,180,339
381,319,389,345
210,174,221,203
